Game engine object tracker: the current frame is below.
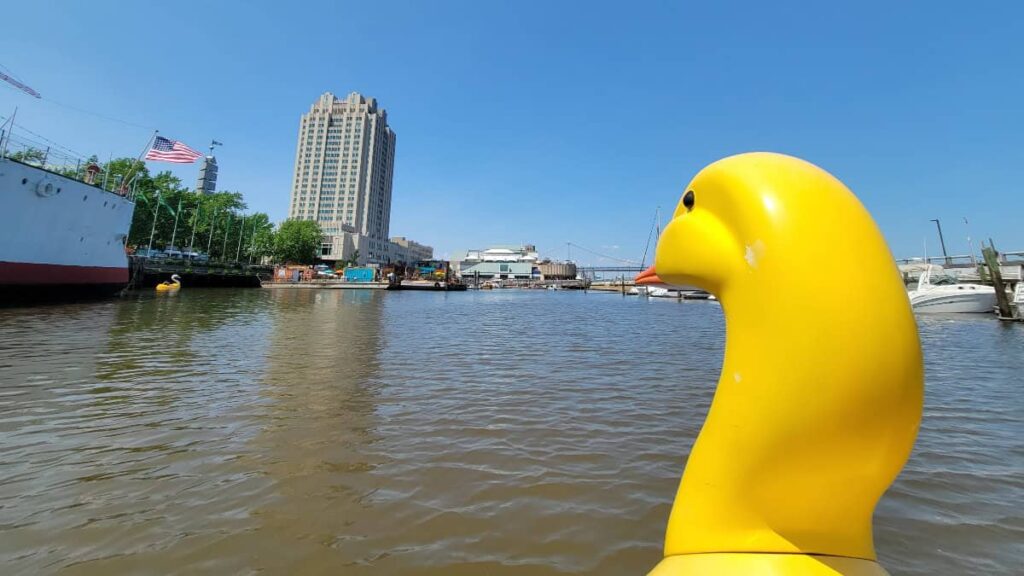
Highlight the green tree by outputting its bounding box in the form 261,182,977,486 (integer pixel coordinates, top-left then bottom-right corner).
245,213,276,262
344,249,360,268
53,154,100,180
114,158,271,262
54,164,82,179
31,152,274,263
169,191,273,262
9,147,45,165
126,165,186,249
273,219,323,264
211,208,274,262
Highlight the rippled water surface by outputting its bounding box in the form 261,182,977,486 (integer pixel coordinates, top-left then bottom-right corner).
0,289,1021,574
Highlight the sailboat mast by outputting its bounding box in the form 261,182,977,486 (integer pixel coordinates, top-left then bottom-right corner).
640,206,660,269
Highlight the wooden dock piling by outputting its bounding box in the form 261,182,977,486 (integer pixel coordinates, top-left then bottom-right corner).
982,242,1014,320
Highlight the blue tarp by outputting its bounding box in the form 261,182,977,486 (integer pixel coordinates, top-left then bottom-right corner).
344,267,375,282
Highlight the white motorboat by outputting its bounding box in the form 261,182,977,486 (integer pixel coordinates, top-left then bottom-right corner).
633,285,700,298
647,287,681,298
908,266,996,314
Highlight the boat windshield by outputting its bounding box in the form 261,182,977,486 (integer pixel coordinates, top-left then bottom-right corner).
918,266,959,287
929,273,958,286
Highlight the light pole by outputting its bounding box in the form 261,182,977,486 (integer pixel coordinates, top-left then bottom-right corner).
930,219,950,266
963,217,977,267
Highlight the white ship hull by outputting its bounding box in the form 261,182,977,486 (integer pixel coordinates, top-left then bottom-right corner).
0,159,135,299
909,290,996,313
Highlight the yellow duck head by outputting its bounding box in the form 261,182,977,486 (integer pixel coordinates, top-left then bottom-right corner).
643,153,923,575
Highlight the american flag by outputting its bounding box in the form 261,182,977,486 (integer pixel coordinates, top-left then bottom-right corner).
144,136,203,163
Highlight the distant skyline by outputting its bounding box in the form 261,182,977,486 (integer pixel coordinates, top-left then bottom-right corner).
1,1,1021,265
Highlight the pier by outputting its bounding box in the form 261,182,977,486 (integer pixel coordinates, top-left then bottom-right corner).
127,256,267,289
260,279,389,290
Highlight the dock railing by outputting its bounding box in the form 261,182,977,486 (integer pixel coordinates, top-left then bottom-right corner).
896,251,1024,267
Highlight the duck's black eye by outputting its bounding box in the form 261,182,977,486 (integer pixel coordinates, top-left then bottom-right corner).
683,190,695,210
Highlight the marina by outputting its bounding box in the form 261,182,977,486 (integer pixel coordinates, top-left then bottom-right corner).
1,4,1022,574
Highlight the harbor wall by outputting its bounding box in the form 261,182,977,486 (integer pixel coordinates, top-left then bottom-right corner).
128,256,265,289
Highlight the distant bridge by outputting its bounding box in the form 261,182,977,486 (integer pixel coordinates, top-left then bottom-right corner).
581,264,643,272
577,266,645,281
565,243,647,279
578,266,645,273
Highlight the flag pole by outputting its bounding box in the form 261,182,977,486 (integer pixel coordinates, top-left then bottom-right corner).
235,214,246,261
123,129,158,197
188,201,199,255
169,196,182,252
222,213,232,260
206,207,219,256
247,218,259,263
147,190,161,251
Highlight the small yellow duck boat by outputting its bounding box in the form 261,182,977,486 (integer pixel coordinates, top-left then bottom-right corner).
637,153,923,575
155,274,181,293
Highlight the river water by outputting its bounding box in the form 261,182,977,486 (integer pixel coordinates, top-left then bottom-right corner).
0,289,1020,575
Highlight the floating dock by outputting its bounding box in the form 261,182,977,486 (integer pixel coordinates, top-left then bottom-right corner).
260,280,469,291
387,280,467,291
261,280,389,290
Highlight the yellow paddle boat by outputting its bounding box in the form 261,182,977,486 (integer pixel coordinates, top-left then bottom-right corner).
637,153,923,575
155,274,182,293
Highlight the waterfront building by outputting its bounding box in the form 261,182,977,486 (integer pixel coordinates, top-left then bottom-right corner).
389,236,434,263
195,155,218,194
537,260,577,280
453,245,540,280
289,91,399,264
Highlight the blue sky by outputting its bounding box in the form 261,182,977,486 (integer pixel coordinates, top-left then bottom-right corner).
1,1,1021,264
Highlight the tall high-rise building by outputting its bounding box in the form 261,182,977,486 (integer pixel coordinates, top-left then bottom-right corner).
195,155,218,194
289,92,397,263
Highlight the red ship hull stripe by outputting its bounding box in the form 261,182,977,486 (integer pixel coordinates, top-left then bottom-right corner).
0,261,128,285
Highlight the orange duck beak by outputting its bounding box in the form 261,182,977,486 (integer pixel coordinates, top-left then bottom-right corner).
635,265,663,286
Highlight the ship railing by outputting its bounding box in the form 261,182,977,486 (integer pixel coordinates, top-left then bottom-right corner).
0,128,134,199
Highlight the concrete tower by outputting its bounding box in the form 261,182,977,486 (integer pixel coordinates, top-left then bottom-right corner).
195,155,218,194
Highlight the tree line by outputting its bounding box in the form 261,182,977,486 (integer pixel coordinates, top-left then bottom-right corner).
110,157,277,262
